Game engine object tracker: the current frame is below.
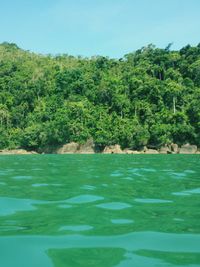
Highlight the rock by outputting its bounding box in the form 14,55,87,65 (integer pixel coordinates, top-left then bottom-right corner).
144,149,159,154
57,142,79,154
103,145,123,154
123,149,140,154
39,145,60,154
79,139,95,154
159,145,172,154
0,149,37,155
179,144,197,154
57,139,96,154
196,151,200,154
170,143,179,154
30,151,38,154
142,146,148,152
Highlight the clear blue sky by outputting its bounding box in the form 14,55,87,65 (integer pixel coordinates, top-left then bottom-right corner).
0,0,200,58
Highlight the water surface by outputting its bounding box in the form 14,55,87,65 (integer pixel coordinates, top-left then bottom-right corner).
0,155,200,267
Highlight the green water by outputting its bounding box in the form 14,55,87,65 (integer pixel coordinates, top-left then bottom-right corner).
0,155,200,267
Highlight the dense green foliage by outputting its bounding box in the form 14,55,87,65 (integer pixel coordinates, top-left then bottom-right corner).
0,42,200,151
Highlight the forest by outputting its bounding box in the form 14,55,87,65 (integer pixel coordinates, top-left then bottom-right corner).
0,42,200,152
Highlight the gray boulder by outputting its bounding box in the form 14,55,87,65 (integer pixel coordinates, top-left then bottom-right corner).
79,139,95,154
123,149,140,154
57,142,79,154
57,139,96,154
103,145,123,154
179,144,197,154
0,149,37,155
159,145,172,154
170,143,179,154
144,149,159,154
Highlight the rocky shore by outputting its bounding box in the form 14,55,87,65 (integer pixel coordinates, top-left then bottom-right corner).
0,149,38,155
1,141,199,155
56,142,199,154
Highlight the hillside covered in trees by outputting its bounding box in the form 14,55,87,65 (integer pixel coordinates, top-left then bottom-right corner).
0,42,200,152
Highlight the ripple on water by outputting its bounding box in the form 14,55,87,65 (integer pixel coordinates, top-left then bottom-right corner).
66,194,104,204
52,184,62,187
172,188,200,196
81,185,96,190
172,192,191,196
0,197,51,216
111,219,134,224
141,168,156,172
0,197,37,216
170,172,187,179
134,198,173,204
128,168,140,173
96,202,132,210
0,231,200,267
121,177,133,181
12,175,32,180
110,171,123,177
0,226,26,231
32,183,49,187
58,204,72,209
59,225,93,232
185,188,200,194
173,218,184,222
184,170,196,174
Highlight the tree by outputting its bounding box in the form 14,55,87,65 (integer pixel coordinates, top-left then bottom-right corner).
0,42,199,151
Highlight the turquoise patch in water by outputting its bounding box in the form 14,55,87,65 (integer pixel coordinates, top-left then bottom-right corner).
58,204,72,209
96,202,132,210
66,194,104,204
59,225,93,231
111,219,134,224
134,198,172,203
81,185,96,190
12,175,32,180
32,183,49,187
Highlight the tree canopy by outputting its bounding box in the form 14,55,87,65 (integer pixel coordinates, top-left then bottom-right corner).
0,42,200,151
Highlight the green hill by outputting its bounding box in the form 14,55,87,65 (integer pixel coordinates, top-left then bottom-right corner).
0,42,200,151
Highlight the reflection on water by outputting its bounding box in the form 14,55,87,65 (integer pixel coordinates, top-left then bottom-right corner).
0,232,200,267
0,155,200,267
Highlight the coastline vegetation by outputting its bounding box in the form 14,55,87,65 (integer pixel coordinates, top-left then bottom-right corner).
0,42,200,152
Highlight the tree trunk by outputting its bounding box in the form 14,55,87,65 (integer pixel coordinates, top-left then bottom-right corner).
173,96,176,114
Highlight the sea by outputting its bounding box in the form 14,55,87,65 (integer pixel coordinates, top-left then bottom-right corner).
0,154,200,267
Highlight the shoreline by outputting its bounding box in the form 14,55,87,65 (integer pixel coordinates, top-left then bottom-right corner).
0,143,199,155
